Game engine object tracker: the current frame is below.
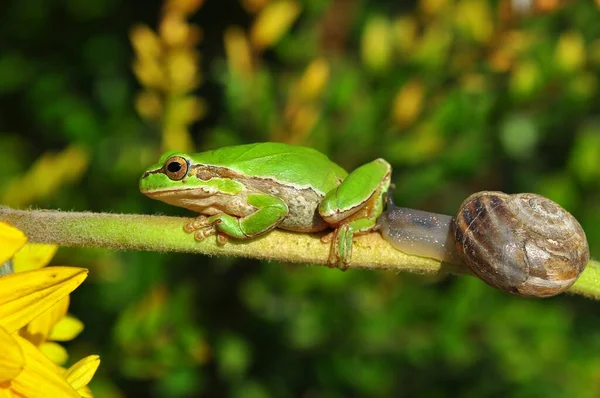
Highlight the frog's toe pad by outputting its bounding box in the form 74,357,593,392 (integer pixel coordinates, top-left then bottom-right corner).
321,231,335,243
193,228,216,241
184,216,210,233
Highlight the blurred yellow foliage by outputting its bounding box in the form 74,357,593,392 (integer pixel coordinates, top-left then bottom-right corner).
569,125,600,186
420,0,452,15
224,26,254,77
286,104,320,143
135,91,163,121
281,58,330,143
160,11,202,47
414,24,452,67
131,25,162,61
393,16,418,56
461,73,487,92
591,39,600,65
1,145,89,208
166,49,201,93
164,0,204,14
250,0,301,51
164,96,207,129
361,16,394,72
392,80,425,127
116,284,210,369
455,0,493,43
131,0,205,152
489,31,532,72
295,58,330,101
555,31,586,72
240,0,270,14
510,59,541,97
568,73,597,100
413,122,445,160
389,122,445,164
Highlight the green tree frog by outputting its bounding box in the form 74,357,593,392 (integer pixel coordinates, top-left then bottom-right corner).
139,142,391,269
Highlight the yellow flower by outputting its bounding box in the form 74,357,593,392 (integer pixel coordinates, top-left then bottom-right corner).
62,355,102,398
13,243,84,365
0,222,27,265
0,222,99,396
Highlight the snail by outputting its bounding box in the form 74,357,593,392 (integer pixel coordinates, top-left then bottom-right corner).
377,191,590,297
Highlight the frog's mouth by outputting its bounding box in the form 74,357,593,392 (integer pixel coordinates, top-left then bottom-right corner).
143,187,214,200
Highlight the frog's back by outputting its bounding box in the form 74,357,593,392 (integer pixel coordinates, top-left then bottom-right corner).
194,143,348,194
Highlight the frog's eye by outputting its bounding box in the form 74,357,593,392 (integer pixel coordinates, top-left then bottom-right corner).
164,156,189,181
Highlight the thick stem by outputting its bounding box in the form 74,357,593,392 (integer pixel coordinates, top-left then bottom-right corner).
1,206,598,298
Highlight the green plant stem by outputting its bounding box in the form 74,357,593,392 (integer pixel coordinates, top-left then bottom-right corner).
0,206,598,299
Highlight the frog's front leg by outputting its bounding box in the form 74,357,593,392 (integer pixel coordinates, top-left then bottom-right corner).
185,193,289,243
319,159,391,270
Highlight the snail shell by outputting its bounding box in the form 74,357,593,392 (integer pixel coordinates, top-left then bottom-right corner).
451,191,589,297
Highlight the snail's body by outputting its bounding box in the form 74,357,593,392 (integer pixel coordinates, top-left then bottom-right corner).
376,206,460,263
378,191,590,298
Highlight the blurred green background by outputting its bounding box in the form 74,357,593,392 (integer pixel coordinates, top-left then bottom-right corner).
2,0,600,396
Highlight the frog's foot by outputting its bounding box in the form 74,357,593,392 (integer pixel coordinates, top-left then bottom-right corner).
184,216,211,233
184,216,222,242
324,218,379,270
323,224,353,271
320,231,334,244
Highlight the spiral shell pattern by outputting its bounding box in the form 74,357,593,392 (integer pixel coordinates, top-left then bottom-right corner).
452,191,589,297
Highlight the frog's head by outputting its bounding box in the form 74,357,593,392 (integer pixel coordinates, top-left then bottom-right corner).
140,151,244,211
139,151,192,196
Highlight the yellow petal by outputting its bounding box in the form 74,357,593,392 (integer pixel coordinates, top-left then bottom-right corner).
0,267,88,334
39,342,69,366
48,314,84,342
10,335,79,398
64,355,100,391
13,244,58,272
0,388,14,397
21,296,70,345
77,385,94,398
0,326,24,383
0,223,27,265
